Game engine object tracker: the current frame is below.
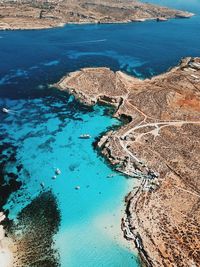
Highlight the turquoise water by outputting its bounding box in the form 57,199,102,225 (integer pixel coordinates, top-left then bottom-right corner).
0,0,200,266
142,0,200,14
1,95,137,266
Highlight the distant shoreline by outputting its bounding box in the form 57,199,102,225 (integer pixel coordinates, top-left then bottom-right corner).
0,0,194,31
0,14,194,31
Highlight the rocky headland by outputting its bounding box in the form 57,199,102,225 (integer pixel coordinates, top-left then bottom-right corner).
55,57,200,267
0,0,194,30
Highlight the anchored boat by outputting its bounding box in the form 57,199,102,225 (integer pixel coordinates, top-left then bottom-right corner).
55,168,61,175
79,134,91,139
2,108,9,113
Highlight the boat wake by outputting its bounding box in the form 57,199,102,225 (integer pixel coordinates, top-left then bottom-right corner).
63,39,107,45
2,108,18,114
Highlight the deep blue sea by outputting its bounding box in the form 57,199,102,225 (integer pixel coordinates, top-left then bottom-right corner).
0,0,200,266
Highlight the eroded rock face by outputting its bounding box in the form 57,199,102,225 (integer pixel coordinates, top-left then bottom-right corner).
56,57,200,267
0,0,194,30
8,190,61,267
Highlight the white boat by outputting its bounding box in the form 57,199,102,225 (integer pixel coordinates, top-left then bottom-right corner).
55,168,61,175
79,134,91,139
75,186,80,190
2,108,9,113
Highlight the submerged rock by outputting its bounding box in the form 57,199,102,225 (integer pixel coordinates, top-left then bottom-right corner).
8,190,61,267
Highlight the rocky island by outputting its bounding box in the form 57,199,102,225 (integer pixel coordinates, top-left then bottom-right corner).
56,57,200,267
0,0,193,30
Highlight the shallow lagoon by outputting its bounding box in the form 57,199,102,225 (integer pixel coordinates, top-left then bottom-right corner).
1,0,200,266
1,95,138,266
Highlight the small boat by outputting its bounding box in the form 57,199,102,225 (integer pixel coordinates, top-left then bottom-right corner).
156,17,168,22
55,168,61,175
75,186,80,190
79,134,91,139
107,173,115,178
2,108,9,113
52,175,57,180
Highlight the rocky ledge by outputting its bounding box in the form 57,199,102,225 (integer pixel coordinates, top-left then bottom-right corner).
0,0,194,30
55,57,200,267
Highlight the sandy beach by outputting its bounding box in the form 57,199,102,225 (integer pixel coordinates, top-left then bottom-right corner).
0,212,13,267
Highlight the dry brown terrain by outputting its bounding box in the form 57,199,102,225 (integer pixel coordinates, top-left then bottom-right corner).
0,0,193,30
56,57,200,267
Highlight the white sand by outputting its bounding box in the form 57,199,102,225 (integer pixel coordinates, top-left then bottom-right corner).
0,212,13,267
0,249,13,267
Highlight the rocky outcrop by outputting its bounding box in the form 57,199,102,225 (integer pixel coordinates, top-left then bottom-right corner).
55,57,200,267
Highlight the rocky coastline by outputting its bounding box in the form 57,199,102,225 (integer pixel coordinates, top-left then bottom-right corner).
55,58,200,266
0,1,198,263
0,0,194,30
